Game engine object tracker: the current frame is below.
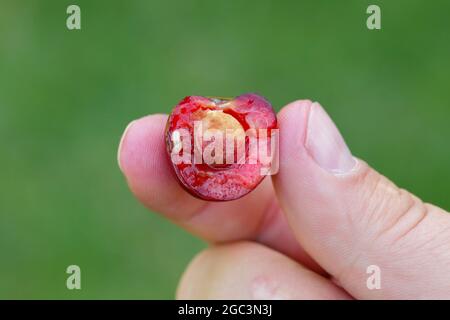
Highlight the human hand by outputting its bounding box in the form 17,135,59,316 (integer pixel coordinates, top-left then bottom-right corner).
118,100,450,299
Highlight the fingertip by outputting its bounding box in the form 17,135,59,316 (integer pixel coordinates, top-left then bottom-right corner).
118,114,168,179
117,113,205,218
118,119,137,173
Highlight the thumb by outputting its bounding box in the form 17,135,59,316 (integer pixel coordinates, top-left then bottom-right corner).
273,100,450,299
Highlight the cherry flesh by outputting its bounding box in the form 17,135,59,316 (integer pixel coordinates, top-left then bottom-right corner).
165,93,277,201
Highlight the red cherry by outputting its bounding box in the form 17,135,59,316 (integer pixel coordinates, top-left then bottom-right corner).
165,93,278,201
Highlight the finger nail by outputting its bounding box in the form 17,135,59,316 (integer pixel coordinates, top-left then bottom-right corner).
117,120,136,173
305,103,357,174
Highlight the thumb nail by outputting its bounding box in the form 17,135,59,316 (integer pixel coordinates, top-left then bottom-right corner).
305,103,357,174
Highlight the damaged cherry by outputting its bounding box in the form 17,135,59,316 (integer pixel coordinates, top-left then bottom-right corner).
165,93,278,201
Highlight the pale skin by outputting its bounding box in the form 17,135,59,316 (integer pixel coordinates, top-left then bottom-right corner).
118,100,450,299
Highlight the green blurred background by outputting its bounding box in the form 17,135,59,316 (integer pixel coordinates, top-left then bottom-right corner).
0,0,449,299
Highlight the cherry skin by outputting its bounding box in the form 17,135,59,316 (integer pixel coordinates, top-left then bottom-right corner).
165,93,278,201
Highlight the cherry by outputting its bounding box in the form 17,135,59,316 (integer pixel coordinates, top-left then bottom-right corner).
165,93,278,201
